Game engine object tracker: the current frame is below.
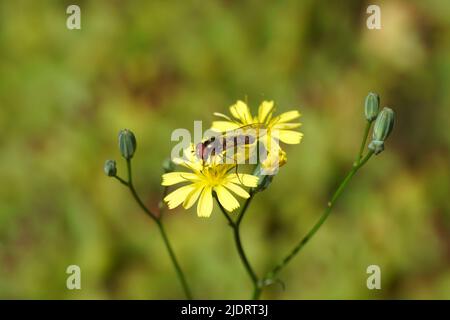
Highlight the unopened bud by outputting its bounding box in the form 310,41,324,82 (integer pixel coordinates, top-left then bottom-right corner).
368,107,395,155
118,129,137,160
364,92,380,122
104,160,117,177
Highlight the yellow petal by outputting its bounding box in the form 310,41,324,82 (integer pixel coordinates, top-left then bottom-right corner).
258,100,274,123
164,184,196,209
215,185,240,212
272,110,301,124
211,121,241,132
230,100,252,124
161,172,199,186
272,122,302,130
225,173,259,187
197,186,213,217
174,160,203,173
183,183,204,209
277,130,303,144
256,132,272,149
172,146,204,172
213,112,233,121
224,182,250,199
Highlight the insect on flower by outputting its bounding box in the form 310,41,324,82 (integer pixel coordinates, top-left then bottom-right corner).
195,123,266,165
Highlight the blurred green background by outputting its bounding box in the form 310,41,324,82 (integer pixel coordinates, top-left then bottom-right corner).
1,0,449,299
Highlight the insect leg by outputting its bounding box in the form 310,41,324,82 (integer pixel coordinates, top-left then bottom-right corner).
235,163,244,185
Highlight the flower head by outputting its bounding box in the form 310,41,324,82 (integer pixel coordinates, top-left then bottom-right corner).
211,100,303,172
162,145,258,217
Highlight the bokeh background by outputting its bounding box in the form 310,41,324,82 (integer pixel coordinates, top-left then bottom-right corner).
1,0,449,299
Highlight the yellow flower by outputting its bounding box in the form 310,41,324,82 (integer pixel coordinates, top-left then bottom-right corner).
212,100,303,144
162,145,258,218
211,100,303,171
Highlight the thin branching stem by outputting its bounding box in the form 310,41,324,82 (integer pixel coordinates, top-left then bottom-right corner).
357,120,372,162
113,175,128,186
216,195,261,299
262,151,374,291
258,122,375,299
113,159,193,299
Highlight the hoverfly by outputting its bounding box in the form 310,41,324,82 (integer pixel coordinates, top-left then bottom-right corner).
195,123,266,165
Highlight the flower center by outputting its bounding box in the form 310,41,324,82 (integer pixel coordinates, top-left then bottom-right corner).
203,167,224,187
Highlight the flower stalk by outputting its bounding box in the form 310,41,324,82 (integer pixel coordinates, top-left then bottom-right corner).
107,131,193,300
357,120,372,162
262,150,374,293
215,194,261,299
215,95,385,299
124,159,192,299
257,107,380,298
230,144,374,299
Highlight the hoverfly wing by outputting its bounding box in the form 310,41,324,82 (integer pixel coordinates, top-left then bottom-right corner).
201,123,264,164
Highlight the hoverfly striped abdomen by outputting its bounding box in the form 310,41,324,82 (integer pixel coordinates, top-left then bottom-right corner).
196,124,262,163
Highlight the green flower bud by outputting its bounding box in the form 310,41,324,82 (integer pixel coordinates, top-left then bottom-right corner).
368,107,395,155
252,164,274,193
373,107,395,141
364,92,380,122
104,160,117,177
162,158,176,173
118,129,137,160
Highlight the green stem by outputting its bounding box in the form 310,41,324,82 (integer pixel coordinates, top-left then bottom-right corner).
126,159,157,223
236,194,254,227
357,121,371,162
113,175,129,186
121,159,192,300
262,150,374,290
216,196,261,299
155,219,193,300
